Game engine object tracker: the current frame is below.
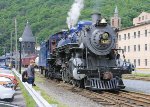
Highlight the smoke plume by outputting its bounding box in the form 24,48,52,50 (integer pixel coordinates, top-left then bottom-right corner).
93,0,102,13
66,0,84,29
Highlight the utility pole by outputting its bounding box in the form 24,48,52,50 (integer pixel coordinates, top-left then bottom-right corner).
35,36,37,55
10,32,12,55
15,17,18,70
3,47,6,66
10,31,13,67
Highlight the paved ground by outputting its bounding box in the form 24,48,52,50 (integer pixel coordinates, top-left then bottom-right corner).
133,71,150,74
133,69,150,74
0,101,18,107
125,69,150,94
123,79,150,94
0,87,26,107
11,87,26,107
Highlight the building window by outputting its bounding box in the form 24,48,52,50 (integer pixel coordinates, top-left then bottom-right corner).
138,31,140,38
124,34,126,40
142,16,144,20
139,17,141,21
22,44,25,48
145,30,147,37
128,59,130,62
128,33,130,39
134,32,136,38
28,44,31,48
124,46,126,52
112,19,114,26
118,20,120,26
138,45,140,51
134,45,136,51
134,59,136,67
128,46,130,52
145,44,147,51
119,47,121,53
145,59,147,66
119,35,121,40
26,42,31,48
138,59,140,66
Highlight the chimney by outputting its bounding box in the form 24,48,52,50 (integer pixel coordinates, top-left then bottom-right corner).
91,13,101,25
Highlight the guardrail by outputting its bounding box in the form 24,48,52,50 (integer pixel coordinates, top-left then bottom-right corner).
12,68,56,107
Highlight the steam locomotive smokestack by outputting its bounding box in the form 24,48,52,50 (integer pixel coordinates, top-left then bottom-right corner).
91,13,101,25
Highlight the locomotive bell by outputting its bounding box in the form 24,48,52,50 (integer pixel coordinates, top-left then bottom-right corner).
100,18,107,24
91,13,101,25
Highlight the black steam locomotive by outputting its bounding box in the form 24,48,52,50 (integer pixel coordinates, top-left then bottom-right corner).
38,13,133,90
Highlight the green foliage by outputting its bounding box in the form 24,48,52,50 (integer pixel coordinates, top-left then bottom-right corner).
0,0,149,55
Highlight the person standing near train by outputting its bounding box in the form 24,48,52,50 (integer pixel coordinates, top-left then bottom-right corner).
27,60,36,86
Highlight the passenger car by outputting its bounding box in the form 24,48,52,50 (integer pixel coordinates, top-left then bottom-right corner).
0,77,15,102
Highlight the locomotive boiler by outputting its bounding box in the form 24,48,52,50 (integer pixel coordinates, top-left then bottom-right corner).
40,13,133,90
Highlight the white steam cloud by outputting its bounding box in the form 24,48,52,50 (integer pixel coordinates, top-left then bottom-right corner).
66,0,84,29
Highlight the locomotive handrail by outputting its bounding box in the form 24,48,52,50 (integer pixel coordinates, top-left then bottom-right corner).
56,43,79,49
12,68,56,107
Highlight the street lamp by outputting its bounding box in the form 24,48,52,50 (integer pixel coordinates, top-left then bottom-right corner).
19,37,22,74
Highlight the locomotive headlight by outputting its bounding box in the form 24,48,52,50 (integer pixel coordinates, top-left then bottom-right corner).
100,32,110,44
102,32,109,39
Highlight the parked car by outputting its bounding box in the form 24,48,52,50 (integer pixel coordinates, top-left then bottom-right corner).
0,68,12,74
0,77,15,102
0,77,14,88
0,68,18,90
0,65,11,70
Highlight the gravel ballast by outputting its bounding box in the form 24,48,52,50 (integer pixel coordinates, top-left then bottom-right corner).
35,74,103,107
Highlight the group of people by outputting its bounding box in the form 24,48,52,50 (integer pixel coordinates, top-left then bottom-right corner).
22,60,36,86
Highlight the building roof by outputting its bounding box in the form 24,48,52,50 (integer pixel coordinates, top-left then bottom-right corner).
137,12,150,17
133,11,150,26
21,21,35,42
114,6,118,17
119,11,150,31
114,6,118,14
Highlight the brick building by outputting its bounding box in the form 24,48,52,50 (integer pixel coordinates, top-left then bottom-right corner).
110,6,121,30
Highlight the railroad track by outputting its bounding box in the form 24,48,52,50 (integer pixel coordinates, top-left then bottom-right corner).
36,72,150,107
57,82,150,107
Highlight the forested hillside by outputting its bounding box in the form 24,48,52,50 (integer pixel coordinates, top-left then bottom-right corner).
0,0,149,55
